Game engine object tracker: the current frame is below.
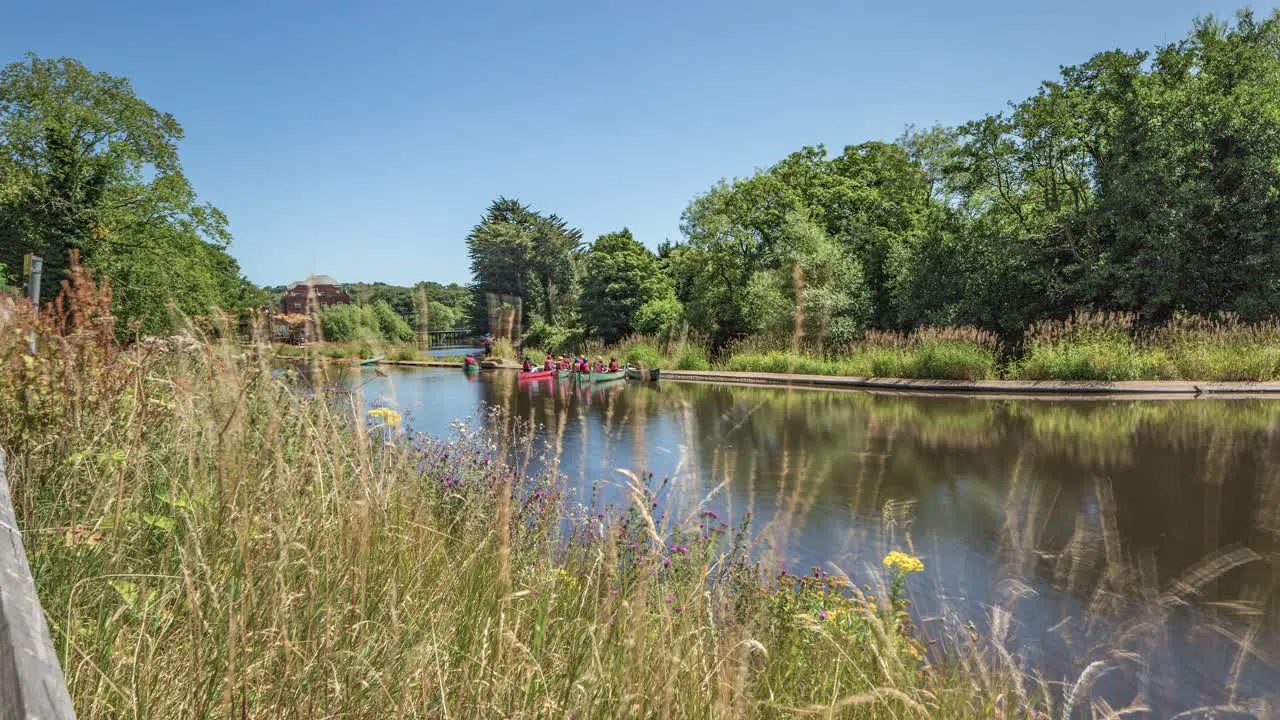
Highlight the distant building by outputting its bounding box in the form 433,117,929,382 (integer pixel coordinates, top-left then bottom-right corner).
281,274,350,314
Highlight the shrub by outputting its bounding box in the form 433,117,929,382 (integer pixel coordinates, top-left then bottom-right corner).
523,322,585,357
633,297,684,339
615,335,664,368
372,300,414,343
674,344,710,371
393,347,421,362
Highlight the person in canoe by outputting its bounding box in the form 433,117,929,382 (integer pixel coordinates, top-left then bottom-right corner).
579,357,590,373
463,355,478,369
543,354,554,371
608,357,620,372
522,358,533,372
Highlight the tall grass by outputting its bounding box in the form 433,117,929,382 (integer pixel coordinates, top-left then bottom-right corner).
0,269,1043,718
0,267,1270,717
725,327,1000,381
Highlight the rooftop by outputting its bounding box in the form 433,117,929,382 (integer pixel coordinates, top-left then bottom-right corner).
286,274,341,290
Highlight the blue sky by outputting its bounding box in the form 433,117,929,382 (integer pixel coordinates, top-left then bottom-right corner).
1,0,1269,286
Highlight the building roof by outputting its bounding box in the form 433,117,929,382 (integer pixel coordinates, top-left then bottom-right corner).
286,274,342,291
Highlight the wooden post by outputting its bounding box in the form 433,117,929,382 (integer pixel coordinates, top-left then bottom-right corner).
0,449,77,719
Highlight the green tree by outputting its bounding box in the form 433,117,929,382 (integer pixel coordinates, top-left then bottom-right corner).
465,197,581,333
0,54,245,334
578,228,674,343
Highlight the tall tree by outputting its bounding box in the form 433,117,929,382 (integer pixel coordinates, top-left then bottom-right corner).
465,197,580,332
579,228,674,343
0,54,244,333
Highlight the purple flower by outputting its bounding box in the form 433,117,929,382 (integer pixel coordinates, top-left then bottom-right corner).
700,510,720,519
662,558,671,567
665,596,675,603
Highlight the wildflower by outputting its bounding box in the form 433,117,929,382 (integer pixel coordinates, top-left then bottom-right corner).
662,557,671,567
368,407,402,427
819,611,829,621
882,551,924,574
665,596,675,603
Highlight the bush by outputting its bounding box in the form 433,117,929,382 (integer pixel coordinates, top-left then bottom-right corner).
393,347,421,362
319,302,413,344
622,341,664,368
633,297,684,339
372,301,414,342
523,322,585,356
674,344,710,371
490,338,517,361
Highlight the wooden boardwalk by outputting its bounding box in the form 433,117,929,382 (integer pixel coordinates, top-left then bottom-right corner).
0,450,76,719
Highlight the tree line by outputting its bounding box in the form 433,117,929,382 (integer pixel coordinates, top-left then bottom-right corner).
470,10,1280,355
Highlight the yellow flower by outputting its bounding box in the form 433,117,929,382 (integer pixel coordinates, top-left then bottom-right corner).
881,551,924,574
368,407,402,427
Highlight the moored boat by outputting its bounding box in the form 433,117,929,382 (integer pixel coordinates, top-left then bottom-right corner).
359,354,385,366
590,369,627,383
517,369,556,382
625,365,660,382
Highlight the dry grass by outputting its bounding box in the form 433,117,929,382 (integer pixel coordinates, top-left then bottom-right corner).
0,265,1041,718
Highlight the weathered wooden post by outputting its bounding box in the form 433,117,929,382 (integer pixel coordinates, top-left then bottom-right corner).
0,450,76,719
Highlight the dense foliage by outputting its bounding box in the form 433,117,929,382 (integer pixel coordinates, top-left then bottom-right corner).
579,228,677,343
0,54,260,334
466,197,582,333
318,299,415,343
469,11,1280,358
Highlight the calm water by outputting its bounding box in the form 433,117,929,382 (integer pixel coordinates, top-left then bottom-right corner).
352,366,1280,711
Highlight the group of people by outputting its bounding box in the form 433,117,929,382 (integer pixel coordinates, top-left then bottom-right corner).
522,354,621,374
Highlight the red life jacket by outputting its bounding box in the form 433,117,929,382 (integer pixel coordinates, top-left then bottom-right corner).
609,362,619,372
522,361,532,372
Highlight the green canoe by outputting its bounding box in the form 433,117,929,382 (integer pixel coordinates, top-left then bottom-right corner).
590,369,627,383
359,354,385,366
625,365,660,382
556,369,573,380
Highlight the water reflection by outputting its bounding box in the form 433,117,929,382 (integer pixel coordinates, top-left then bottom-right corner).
348,366,1279,709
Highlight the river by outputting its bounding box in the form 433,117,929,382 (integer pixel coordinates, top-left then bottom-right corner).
349,362,1280,713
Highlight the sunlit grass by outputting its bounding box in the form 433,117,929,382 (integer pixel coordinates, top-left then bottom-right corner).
0,314,1040,718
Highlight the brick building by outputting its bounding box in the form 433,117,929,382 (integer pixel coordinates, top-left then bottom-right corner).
281,274,350,314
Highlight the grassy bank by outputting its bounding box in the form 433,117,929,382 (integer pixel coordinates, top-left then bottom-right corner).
0,271,1049,718
602,315,1280,383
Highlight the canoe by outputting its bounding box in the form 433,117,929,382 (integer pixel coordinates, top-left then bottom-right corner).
591,369,627,383
556,369,573,380
463,362,480,373
517,369,556,382
625,365,660,381
359,354,385,366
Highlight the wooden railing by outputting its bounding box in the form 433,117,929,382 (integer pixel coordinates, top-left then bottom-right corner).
0,449,76,719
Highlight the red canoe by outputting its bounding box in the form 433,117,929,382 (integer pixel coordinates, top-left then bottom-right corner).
517,369,556,382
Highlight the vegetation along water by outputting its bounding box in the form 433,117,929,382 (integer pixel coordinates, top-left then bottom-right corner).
3,6,1280,719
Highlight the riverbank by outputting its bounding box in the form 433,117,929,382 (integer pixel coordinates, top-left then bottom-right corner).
379,359,1280,397
660,369,1280,397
